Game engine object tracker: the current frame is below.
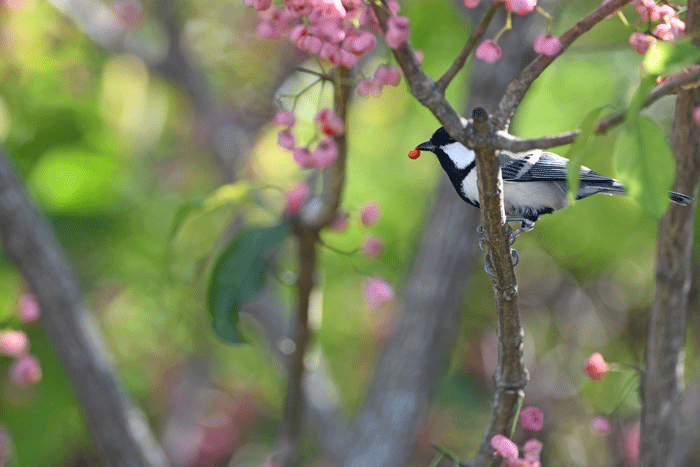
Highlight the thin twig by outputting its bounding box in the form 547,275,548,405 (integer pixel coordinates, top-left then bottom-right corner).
437,3,502,92
280,66,352,467
493,0,632,131
491,65,700,152
597,65,700,133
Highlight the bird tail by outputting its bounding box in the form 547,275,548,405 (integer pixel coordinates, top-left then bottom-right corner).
670,191,694,206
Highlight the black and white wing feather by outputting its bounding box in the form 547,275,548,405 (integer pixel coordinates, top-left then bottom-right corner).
499,149,625,199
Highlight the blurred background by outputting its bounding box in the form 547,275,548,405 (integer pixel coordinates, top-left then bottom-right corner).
0,0,698,466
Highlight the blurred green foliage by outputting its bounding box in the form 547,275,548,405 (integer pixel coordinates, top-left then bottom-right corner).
0,0,697,466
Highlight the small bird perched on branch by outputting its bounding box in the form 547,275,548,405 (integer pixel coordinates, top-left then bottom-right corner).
409,127,694,236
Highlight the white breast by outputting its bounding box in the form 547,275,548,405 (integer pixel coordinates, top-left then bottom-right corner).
502,181,568,215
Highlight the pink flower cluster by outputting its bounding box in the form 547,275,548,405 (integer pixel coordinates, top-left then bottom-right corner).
491,434,543,466
473,0,561,64
0,327,42,388
627,0,685,54
357,65,401,97
276,108,343,172
247,0,411,68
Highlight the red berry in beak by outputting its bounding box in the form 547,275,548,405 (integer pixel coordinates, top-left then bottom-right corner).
408,148,421,159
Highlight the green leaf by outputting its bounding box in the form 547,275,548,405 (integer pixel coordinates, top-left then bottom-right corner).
207,223,289,343
565,107,608,201
614,117,674,218
643,40,700,77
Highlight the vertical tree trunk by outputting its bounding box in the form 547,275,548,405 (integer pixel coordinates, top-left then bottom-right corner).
640,1,700,464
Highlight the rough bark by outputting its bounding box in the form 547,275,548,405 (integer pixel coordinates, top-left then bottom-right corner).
0,150,170,467
640,0,700,461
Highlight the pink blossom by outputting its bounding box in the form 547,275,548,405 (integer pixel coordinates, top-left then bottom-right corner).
694,107,700,126
464,0,481,7
274,110,296,128
319,42,343,66
312,0,346,18
285,183,310,214
315,108,345,136
629,32,655,54
277,131,295,150
373,65,401,86
506,0,536,15
339,48,358,67
357,78,382,97
387,0,400,14
297,35,323,54
385,16,410,49
476,40,502,63
534,35,562,56
363,277,395,308
10,354,42,387
343,31,377,55
284,0,313,15
312,137,338,168
289,24,309,43
244,0,272,11
523,439,543,462
360,203,380,226
520,407,544,431
491,434,518,459
362,236,384,259
657,5,675,19
292,147,314,168
584,352,610,380
329,210,348,231
310,18,346,43
0,330,29,357
257,21,281,39
19,294,40,323
591,416,613,436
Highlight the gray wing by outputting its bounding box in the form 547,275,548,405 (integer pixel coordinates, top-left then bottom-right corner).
500,149,617,184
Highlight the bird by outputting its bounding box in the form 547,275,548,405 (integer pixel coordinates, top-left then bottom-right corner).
411,127,694,236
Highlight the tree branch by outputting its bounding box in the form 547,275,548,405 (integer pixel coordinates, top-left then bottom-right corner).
640,1,700,464
466,109,527,467
0,149,170,467
437,3,502,93
493,0,632,131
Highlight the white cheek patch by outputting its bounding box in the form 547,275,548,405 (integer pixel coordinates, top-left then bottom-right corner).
460,169,480,202
442,142,475,170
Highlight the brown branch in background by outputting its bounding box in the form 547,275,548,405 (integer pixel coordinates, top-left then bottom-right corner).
280,232,318,467
597,65,700,133
436,3,502,92
280,67,352,467
493,0,632,131
467,109,527,467
493,64,700,152
640,0,700,464
0,150,171,467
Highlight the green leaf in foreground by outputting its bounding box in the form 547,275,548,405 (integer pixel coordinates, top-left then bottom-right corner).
565,107,607,201
614,117,675,218
207,223,289,344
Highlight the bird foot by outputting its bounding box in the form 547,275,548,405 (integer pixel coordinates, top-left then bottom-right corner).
477,225,520,277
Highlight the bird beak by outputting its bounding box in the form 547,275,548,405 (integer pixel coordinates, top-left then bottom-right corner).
416,141,436,152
